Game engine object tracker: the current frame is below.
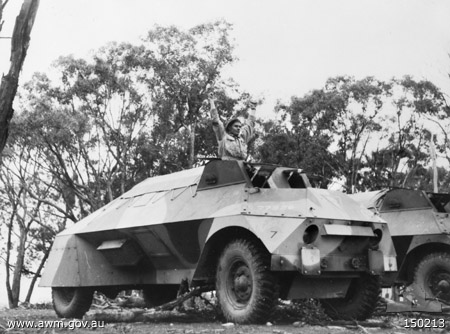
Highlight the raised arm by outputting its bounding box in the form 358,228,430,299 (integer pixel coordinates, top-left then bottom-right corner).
209,97,225,140
240,105,256,143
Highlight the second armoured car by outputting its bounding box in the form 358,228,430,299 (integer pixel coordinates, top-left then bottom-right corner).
40,160,397,322
352,188,450,306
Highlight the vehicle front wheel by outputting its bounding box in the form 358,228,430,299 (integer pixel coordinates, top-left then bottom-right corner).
321,273,381,320
413,252,450,303
52,287,94,318
216,239,277,324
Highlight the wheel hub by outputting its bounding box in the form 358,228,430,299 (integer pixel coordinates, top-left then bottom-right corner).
230,264,252,303
429,270,450,300
437,279,450,292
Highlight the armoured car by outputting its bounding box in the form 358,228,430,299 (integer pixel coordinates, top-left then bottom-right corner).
352,188,450,306
40,160,397,322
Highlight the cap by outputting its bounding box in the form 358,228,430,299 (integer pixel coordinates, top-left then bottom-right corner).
225,118,242,132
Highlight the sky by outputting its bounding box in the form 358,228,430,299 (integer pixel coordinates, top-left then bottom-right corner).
1,0,450,116
0,0,450,306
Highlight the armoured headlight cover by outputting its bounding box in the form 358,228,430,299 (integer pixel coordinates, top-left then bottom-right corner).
370,228,383,247
303,224,319,244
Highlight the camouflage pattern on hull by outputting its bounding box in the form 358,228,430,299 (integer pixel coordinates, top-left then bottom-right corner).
41,160,397,321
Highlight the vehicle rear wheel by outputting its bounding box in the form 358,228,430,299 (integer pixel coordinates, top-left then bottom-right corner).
216,239,277,324
143,285,179,308
52,287,94,318
321,273,380,320
413,252,450,303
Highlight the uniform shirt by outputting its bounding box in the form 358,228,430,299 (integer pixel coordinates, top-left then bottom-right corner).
210,106,256,161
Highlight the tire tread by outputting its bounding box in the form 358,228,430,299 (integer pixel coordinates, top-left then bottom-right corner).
321,274,380,320
216,239,277,323
413,252,450,303
52,287,93,319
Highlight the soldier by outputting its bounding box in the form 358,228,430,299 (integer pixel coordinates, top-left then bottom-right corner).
209,95,256,161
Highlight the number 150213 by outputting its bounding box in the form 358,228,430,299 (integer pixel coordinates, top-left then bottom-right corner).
404,318,445,328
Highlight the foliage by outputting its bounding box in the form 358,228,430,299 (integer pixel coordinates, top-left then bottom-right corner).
139,21,254,170
0,135,64,308
258,76,450,192
13,21,248,218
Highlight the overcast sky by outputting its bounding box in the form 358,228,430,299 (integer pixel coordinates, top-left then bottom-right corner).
0,0,450,305
1,0,450,117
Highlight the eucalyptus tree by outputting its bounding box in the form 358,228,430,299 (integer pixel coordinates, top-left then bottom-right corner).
139,20,247,170
18,42,157,215
15,20,248,215
258,76,390,190
0,118,66,308
369,76,450,189
259,76,449,192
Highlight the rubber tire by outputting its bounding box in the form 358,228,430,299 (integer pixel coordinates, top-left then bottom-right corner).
52,287,94,319
413,252,450,303
143,285,179,308
216,239,277,324
321,273,381,320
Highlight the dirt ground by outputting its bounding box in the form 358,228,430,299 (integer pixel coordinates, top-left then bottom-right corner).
1,301,449,334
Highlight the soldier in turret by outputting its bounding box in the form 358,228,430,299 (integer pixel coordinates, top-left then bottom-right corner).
208,95,256,161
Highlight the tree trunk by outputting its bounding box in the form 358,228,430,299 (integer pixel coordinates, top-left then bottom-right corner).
0,0,40,156
106,179,113,203
8,228,27,308
0,0,5,32
188,121,196,168
24,246,50,304
5,215,14,308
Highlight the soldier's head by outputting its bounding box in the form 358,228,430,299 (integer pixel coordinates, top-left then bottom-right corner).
225,118,242,137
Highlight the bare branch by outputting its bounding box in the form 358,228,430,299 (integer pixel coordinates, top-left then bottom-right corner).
1,0,10,11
